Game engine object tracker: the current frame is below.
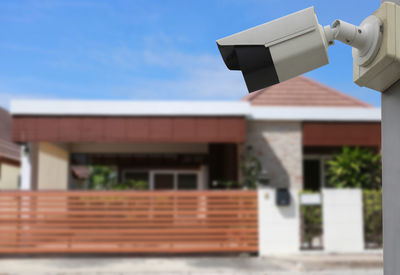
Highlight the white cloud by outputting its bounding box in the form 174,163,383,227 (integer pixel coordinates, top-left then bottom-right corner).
0,38,249,102
69,45,249,100
128,50,248,99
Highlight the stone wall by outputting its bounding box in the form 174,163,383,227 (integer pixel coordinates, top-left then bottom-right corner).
246,121,303,189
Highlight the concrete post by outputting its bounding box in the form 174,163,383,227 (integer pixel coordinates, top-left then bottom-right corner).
322,188,364,252
258,187,300,255
381,80,400,274
20,144,31,190
36,142,69,190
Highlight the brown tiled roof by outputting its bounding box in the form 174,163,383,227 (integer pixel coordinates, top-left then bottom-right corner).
0,107,20,162
242,76,371,107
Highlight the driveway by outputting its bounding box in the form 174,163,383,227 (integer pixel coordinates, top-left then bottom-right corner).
0,254,383,275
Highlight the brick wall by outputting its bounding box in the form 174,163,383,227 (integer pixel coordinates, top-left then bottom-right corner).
246,121,303,189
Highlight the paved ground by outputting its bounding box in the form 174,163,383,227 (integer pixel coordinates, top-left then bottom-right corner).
0,253,383,275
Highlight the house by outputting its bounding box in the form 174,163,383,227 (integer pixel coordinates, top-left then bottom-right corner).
10,76,381,191
5,76,381,255
243,76,380,191
0,107,20,190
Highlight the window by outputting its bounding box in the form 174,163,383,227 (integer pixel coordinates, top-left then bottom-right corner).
123,169,201,190
151,171,199,190
177,174,198,190
153,174,174,190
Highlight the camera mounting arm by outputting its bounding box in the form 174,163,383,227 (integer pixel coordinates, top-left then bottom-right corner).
323,16,383,66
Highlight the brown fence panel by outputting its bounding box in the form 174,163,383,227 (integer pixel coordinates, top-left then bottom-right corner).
0,190,258,254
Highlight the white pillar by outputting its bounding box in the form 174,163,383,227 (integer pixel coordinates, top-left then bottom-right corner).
258,187,300,255
198,165,208,190
322,188,364,252
382,80,400,274
36,142,69,190
20,144,31,190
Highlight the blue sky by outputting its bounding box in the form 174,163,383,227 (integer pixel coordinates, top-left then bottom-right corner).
0,0,382,109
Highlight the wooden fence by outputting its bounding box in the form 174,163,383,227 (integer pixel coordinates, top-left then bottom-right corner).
0,190,258,254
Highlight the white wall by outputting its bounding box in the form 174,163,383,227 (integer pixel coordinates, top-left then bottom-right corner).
0,163,20,190
20,145,31,190
258,188,300,255
37,142,69,190
322,188,364,252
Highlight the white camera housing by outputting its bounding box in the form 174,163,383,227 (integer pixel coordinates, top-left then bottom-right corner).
217,7,330,92
353,2,400,92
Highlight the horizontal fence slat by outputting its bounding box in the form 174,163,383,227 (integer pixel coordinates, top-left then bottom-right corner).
0,222,257,228
0,202,257,207
0,228,258,234
0,190,257,197
0,219,257,224
0,246,258,254
0,235,258,242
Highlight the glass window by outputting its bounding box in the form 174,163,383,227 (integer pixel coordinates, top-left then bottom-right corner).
177,174,198,190
154,174,174,190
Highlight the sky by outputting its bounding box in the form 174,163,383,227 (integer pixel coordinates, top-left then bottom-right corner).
0,0,383,109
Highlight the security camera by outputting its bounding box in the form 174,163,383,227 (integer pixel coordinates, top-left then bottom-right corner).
217,6,383,92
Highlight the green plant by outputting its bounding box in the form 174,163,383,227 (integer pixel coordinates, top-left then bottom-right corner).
299,190,323,249
112,180,149,190
240,149,262,189
130,180,149,190
88,166,150,190
88,165,117,190
325,147,381,189
214,180,242,189
363,189,382,248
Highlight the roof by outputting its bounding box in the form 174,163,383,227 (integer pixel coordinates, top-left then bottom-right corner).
0,107,20,162
10,100,251,117
10,99,381,122
10,78,380,123
242,76,372,107
250,107,380,122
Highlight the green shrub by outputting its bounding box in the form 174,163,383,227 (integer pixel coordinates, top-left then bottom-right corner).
88,166,149,190
363,189,382,248
112,180,149,190
88,165,117,190
213,180,242,189
240,149,261,189
299,190,323,249
325,147,381,189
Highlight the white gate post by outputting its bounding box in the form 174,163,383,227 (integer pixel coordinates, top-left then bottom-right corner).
381,80,400,274
322,188,364,252
258,187,300,255
20,144,31,190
